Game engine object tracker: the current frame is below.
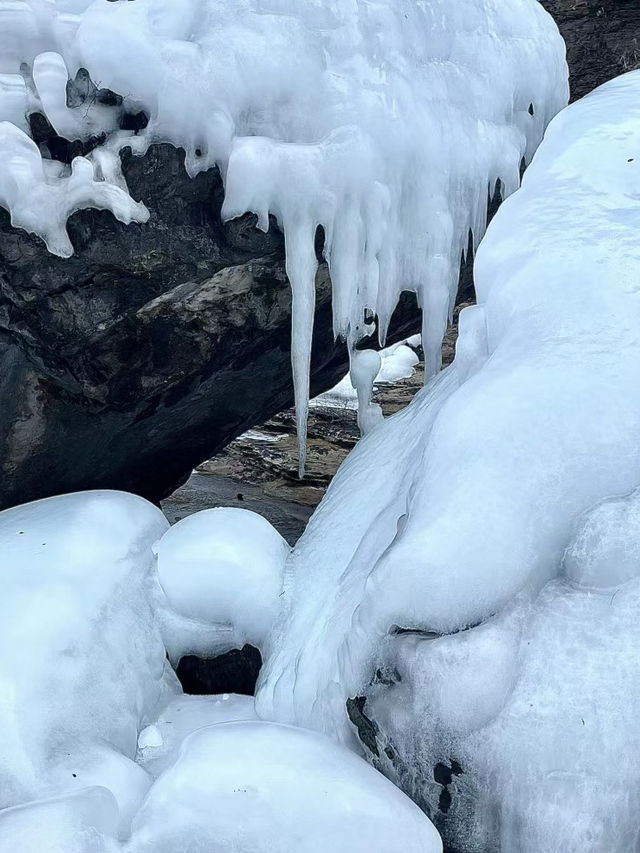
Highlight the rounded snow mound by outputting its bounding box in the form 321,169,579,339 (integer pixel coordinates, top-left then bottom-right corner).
128,720,442,853
155,507,289,648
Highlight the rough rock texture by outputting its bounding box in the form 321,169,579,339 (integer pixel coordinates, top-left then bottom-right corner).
541,0,640,100
0,141,419,509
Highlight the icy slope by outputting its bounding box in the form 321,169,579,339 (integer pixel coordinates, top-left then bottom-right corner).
1,0,568,468
256,65,640,798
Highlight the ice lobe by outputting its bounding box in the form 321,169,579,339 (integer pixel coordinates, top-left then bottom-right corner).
257,65,640,779
563,487,640,591
1,0,568,466
127,721,442,853
153,507,289,663
0,491,176,831
136,693,257,779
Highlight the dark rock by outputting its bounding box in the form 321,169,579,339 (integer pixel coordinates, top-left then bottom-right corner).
541,0,640,100
1,5,635,510
0,142,420,510
176,644,262,696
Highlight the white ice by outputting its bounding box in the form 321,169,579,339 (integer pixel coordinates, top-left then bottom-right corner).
154,507,289,663
0,491,176,836
127,721,441,853
0,490,440,851
256,69,640,850
0,0,568,466
0,788,120,853
312,339,419,422
136,693,257,779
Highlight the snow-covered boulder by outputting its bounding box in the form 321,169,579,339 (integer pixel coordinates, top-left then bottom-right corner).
0,0,568,479
257,70,640,851
153,507,289,663
128,721,441,853
0,490,176,834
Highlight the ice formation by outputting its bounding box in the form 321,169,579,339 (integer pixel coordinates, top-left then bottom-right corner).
0,491,177,836
312,339,419,412
0,0,568,468
255,69,640,848
0,788,121,853
154,507,289,662
0,490,440,850
136,693,258,779
127,721,441,853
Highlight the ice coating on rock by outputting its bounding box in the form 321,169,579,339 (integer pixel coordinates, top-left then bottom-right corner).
127,721,442,853
0,491,176,830
154,507,289,662
0,0,568,465
365,573,640,853
256,66,640,809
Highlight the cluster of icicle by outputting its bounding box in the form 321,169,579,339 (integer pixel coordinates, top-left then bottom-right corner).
0,0,567,469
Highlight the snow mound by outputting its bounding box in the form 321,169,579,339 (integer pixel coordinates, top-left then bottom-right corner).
128,721,441,853
0,490,175,833
154,507,289,662
2,0,568,466
256,70,640,853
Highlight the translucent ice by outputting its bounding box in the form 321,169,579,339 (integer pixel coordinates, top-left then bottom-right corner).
563,487,640,591
0,788,120,853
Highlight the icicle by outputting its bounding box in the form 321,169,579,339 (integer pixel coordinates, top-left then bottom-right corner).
284,220,318,477
0,0,569,467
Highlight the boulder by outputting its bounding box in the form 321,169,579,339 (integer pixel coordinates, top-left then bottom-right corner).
0,141,418,509
1,2,637,508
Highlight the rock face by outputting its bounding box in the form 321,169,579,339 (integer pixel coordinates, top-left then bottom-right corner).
541,0,640,100
0,3,637,510
0,142,418,509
